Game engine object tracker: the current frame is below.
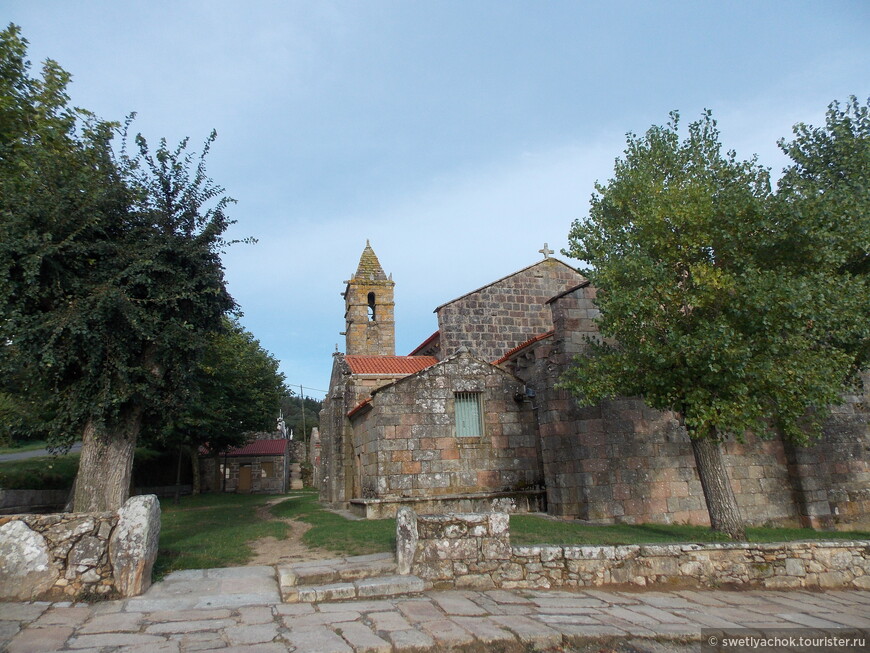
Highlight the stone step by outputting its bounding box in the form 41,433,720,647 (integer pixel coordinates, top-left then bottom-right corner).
281,574,427,603
278,552,397,588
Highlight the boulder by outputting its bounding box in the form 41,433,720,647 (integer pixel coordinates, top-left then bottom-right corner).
0,520,58,600
109,495,160,596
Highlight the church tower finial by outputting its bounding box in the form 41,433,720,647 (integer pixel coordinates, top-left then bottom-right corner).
343,241,395,356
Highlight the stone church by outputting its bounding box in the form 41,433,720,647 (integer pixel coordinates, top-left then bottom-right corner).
319,242,870,527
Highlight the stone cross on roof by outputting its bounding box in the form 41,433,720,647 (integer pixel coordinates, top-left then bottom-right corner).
539,243,554,259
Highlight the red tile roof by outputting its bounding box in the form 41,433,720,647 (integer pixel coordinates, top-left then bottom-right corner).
226,439,288,456
345,355,438,375
493,330,555,365
347,398,373,418
408,331,440,356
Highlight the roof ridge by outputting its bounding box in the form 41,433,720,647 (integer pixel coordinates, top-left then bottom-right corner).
493,330,555,365
434,258,579,312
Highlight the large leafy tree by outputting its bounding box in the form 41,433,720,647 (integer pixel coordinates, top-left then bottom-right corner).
563,105,868,539
0,25,235,511
775,97,869,368
159,318,287,493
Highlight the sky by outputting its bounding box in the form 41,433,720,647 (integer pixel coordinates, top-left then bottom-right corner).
5,1,869,401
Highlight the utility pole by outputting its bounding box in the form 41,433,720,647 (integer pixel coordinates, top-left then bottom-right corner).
300,384,306,444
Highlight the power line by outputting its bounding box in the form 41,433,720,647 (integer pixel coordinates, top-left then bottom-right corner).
286,384,328,396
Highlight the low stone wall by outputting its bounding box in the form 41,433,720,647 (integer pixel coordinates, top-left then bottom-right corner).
350,489,545,519
0,488,69,514
0,495,160,602
398,508,870,591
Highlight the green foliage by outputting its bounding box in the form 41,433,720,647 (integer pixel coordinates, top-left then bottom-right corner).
0,24,236,450
279,394,322,441
563,103,868,444
776,96,870,368
510,515,870,546
158,318,287,454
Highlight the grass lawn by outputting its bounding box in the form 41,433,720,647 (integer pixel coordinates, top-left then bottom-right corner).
0,440,49,455
154,490,395,579
0,453,79,490
510,514,870,546
155,493,290,578
269,490,396,556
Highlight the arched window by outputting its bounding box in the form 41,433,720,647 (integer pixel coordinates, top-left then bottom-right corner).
367,292,376,321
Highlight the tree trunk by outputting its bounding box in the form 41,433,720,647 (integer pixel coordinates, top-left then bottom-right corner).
191,447,201,495
73,406,141,512
173,446,183,505
63,475,78,512
690,432,746,540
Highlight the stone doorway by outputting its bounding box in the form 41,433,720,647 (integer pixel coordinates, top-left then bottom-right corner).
238,465,252,493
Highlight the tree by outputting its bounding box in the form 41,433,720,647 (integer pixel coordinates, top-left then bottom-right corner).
158,318,287,493
775,96,869,369
0,25,235,511
562,108,866,539
279,393,322,441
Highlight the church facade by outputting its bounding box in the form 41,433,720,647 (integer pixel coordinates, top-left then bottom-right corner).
319,243,870,526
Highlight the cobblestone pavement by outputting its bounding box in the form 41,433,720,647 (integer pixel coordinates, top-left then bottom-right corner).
1,566,869,652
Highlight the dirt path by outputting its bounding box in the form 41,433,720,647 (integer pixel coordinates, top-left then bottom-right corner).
247,496,340,566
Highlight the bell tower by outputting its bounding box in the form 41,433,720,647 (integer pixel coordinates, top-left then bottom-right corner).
342,241,395,356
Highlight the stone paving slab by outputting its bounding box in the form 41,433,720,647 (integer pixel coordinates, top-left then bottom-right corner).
2,568,869,652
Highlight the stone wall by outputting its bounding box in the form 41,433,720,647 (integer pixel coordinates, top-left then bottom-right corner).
502,283,870,527
309,427,322,489
0,488,69,515
319,352,408,507
436,258,583,362
199,455,286,493
399,509,870,592
347,351,543,516
0,495,160,601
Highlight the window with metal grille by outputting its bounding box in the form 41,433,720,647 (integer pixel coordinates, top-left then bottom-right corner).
455,392,483,437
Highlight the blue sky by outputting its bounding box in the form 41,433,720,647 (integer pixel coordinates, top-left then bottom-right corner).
6,1,869,401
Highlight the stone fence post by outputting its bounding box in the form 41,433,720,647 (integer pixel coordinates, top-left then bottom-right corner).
395,508,510,589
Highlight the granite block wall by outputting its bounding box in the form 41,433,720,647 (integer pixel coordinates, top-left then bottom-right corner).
0,495,160,602
349,352,542,512
503,284,870,527
400,510,870,592
436,259,584,362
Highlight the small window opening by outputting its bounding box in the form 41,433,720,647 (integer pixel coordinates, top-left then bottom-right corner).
367,292,376,321
455,392,483,437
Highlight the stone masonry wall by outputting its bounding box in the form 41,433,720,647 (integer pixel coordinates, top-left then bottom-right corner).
0,495,160,602
400,509,870,592
351,352,542,508
784,371,870,527
200,455,286,493
436,258,583,362
319,352,409,507
503,283,869,527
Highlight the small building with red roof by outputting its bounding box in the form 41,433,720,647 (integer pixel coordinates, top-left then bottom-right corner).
199,436,290,494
